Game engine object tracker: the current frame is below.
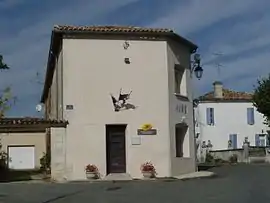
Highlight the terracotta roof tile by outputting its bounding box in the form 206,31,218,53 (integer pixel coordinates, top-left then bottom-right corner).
199,89,253,101
0,117,68,127
53,25,173,34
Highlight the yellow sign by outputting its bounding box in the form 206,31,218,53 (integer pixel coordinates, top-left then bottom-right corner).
140,123,153,131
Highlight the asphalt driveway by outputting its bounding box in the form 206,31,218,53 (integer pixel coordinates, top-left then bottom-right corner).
1,164,270,203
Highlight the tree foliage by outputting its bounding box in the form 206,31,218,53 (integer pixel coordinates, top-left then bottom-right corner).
253,74,270,127
0,55,15,118
0,87,16,118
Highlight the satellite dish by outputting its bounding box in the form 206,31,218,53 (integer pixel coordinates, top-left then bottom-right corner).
36,104,42,112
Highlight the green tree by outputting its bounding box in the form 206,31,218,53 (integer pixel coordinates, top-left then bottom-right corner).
0,55,15,118
253,74,270,127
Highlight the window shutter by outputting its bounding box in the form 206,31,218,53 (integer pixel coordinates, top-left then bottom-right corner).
247,108,255,125
206,108,211,125
210,108,215,125
250,108,255,124
255,134,260,146
260,138,265,147
229,134,237,149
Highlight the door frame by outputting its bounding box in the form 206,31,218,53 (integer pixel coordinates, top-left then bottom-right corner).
106,124,127,175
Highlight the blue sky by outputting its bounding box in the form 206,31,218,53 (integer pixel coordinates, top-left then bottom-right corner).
0,0,270,117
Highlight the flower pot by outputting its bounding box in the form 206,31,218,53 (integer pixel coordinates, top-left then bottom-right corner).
142,171,154,179
86,172,97,179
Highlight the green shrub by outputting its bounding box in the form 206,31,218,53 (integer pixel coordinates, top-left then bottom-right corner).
40,152,50,171
205,153,214,163
229,154,238,163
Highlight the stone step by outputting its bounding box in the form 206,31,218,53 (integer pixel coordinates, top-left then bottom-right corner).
103,173,133,181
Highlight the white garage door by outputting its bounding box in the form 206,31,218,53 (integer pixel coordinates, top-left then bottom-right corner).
8,146,35,170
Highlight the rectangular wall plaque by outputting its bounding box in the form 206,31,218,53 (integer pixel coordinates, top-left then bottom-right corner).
137,129,157,135
131,136,141,145
66,105,74,110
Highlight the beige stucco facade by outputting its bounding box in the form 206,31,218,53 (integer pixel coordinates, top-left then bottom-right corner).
0,131,46,169
46,30,197,180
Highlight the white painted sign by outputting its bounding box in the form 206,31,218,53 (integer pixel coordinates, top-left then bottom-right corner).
131,136,141,145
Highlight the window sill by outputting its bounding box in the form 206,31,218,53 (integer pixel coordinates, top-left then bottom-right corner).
175,157,191,159
174,93,189,101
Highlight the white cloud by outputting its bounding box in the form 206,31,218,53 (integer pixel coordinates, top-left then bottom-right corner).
149,0,264,36
195,49,270,94
149,0,270,94
0,0,139,91
0,0,140,116
2,0,270,116
203,12,270,64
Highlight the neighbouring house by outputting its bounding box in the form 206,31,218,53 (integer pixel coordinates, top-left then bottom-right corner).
195,81,270,155
41,25,199,181
0,118,67,170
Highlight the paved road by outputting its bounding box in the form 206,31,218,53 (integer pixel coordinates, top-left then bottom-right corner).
1,164,270,203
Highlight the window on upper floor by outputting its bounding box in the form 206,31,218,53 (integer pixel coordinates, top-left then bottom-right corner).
247,107,255,125
174,65,185,95
206,107,215,125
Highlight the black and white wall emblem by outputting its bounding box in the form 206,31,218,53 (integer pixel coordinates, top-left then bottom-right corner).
110,88,136,112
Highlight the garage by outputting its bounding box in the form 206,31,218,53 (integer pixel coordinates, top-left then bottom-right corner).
8,146,35,170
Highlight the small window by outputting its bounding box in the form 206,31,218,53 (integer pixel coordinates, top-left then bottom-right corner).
206,108,215,125
174,65,185,94
247,108,255,125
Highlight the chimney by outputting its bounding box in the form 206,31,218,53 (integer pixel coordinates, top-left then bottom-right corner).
213,81,223,99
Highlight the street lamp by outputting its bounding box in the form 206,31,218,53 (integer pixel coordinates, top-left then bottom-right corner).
191,53,203,79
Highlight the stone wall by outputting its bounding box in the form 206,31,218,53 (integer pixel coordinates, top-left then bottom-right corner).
209,147,269,163
50,127,67,182
210,149,245,162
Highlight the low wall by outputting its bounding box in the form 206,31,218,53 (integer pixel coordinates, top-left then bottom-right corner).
210,149,245,162
209,147,270,163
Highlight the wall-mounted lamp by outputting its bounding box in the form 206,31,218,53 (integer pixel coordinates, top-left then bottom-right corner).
191,53,203,80
193,99,199,107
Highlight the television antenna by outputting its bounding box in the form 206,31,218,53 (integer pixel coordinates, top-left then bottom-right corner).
30,71,44,85
212,52,224,81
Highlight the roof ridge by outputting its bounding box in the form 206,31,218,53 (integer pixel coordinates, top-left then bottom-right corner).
53,24,174,32
198,88,253,101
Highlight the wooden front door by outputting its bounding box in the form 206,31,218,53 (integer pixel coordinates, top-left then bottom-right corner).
106,125,126,174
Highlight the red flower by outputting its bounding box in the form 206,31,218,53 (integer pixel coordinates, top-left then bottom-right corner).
140,162,157,174
85,164,98,173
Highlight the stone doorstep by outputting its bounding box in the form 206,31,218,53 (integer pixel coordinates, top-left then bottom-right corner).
174,171,216,180
102,173,133,181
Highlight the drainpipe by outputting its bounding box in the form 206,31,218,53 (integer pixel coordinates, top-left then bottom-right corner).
193,100,199,171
